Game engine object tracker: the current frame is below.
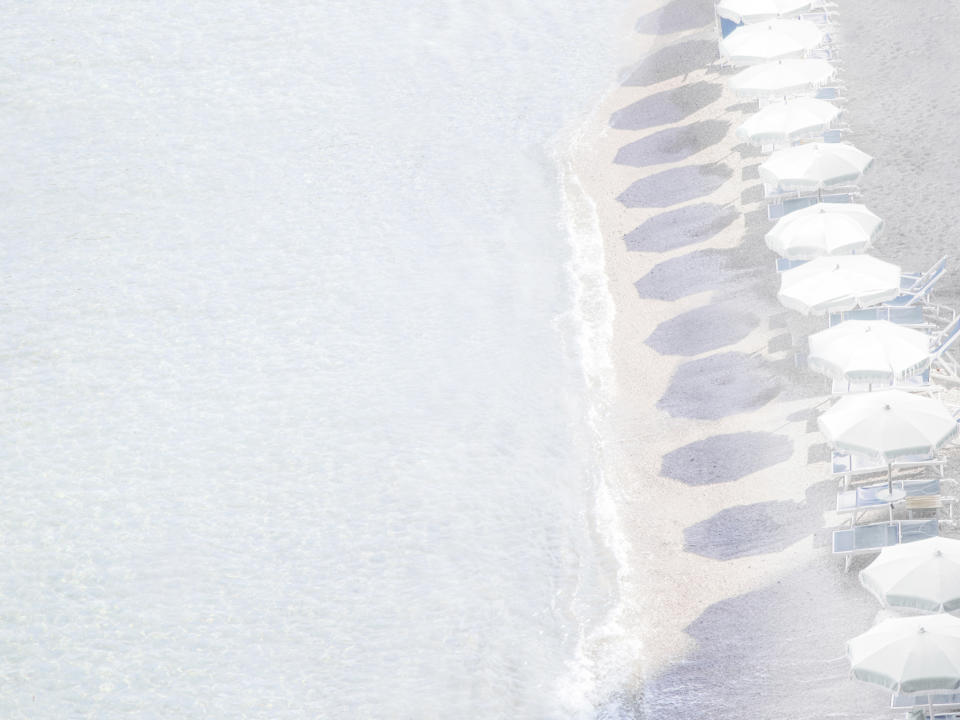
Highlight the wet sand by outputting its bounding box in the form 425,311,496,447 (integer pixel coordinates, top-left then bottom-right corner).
570,0,960,716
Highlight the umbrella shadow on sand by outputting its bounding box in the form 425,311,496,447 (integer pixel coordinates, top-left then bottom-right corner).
618,164,733,208
657,352,780,420
624,203,739,253
661,432,794,487
683,480,835,560
627,561,880,718
622,36,718,86
610,81,723,131
646,301,761,356
633,248,753,301
635,0,715,35
615,120,730,167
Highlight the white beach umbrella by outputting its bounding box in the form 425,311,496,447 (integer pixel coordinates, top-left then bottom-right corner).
759,142,874,192
808,320,932,384
717,0,814,24
729,58,836,98
848,614,960,697
777,255,901,315
719,20,822,65
736,97,841,145
765,202,883,259
861,537,960,613
818,389,958,493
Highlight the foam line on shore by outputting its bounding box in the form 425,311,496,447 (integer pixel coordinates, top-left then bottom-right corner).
564,0,896,714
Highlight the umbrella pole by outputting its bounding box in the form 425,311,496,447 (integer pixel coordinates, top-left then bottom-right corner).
888,463,894,522
929,695,935,719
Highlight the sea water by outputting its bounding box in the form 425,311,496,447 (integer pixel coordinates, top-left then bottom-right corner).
0,1,644,717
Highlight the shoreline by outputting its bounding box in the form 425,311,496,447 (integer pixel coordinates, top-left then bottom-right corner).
568,0,912,715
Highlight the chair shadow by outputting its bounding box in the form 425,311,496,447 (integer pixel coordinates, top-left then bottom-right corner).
683,480,835,560
618,163,732,209
657,351,780,420
646,302,761,356
622,36,718,87
624,203,738,253
610,81,723,131
614,120,730,167
635,0,716,35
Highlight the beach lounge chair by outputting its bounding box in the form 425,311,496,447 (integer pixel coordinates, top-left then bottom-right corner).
836,477,940,525
832,518,939,571
830,368,936,395
828,305,931,329
774,257,808,273
904,711,960,720
832,452,946,488
814,86,845,102
884,256,948,308
931,314,960,386
821,127,844,142
766,192,853,220
893,692,960,714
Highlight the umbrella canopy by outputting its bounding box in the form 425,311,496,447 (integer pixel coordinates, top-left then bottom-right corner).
808,320,931,384
861,537,960,613
717,0,814,24
719,19,822,65
847,614,960,693
759,142,874,191
765,202,883,259
777,255,901,315
736,97,841,145
729,58,836,97
817,389,958,463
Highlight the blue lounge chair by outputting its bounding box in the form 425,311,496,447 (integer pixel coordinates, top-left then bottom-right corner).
885,256,948,307
893,693,960,713
836,477,940,525
832,518,939,571
930,314,960,386
830,367,934,395
832,451,945,488
904,711,960,720
766,191,853,220
828,305,929,329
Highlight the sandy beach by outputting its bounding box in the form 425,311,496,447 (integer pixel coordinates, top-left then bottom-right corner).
572,0,960,716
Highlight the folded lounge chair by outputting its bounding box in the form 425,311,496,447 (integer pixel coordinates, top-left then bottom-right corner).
832,518,939,571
